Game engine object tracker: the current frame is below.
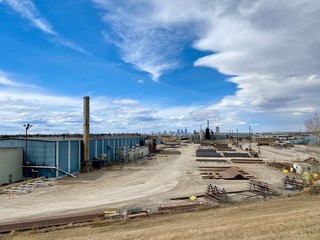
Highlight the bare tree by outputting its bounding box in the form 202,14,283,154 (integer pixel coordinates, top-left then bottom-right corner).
305,113,320,135
305,113,320,158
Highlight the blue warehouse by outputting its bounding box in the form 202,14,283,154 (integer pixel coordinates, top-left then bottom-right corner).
0,135,146,179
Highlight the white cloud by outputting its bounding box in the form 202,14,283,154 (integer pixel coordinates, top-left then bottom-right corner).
93,0,192,81
2,1,320,133
1,0,87,54
137,79,144,84
91,0,320,130
0,71,232,134
113,98,139,105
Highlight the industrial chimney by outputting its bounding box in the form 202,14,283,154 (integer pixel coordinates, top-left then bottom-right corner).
83,96,90,172
205,120,210,140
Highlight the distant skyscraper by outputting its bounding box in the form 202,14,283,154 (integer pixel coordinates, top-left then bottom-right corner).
177,129,180,134
185,129,188,134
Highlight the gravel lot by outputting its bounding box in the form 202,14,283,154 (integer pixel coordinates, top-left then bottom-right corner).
0,142,312,223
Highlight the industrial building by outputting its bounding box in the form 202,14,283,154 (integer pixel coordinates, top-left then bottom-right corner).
0,135,146,184
0,96,147,185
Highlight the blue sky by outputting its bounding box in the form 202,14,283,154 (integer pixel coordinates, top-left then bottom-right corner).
0,0,319,134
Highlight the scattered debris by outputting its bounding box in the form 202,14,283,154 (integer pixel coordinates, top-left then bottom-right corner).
249,149,259,157
282,176,304,190
199,166,255,180
231,159,265,164
196,159,227,163
267,161,293,170
1,179,55,195
104,208,150,219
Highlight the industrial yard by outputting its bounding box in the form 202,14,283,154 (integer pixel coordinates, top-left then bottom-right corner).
1,140,319,238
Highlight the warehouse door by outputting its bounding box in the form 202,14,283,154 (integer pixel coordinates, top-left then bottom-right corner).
8,174,12,184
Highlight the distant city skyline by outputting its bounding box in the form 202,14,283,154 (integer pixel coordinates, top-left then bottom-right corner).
0,1,319,134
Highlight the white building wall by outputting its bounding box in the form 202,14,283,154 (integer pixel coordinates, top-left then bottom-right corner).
0,148,23,185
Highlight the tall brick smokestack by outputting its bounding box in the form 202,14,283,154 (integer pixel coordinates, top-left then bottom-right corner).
83,96,90,171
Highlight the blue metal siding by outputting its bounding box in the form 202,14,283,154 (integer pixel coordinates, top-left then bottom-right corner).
29,141,56,166
110,139,116,161
97,140,102,157
58,141,68,177
0,139,56,166
89,140,95,160
0,136,147,177
70,141,80,173
0,139,56,178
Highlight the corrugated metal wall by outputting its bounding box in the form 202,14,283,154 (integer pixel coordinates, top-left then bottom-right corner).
0,136,146,178
70,141,80,173
58,141,68,177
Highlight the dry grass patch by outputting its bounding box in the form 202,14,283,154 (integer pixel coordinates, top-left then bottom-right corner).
1,195,320,240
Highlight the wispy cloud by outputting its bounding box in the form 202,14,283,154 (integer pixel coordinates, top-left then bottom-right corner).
0,71,42,89
93,0,320,130
1,0,87,54
93,0,192,81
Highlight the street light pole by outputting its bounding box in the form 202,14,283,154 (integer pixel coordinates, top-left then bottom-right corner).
23,124,32,178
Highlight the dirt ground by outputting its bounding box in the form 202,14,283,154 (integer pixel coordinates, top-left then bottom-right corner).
0,142,313,223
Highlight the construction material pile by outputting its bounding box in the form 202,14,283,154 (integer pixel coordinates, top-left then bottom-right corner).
199,166,255,180
248,180,278,197
267,161,293,170
231,158,265,164
282,176,305,190
1,179,55,195
213,144,235,151
205,184,230,203
196,158,227,163
223,152,250,158
104,208,150,219
196,149,222,157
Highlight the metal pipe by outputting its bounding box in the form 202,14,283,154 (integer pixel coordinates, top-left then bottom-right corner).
22,166,76,178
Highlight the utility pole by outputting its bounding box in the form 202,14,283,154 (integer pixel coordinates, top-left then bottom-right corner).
236,128,238,146
249,125,252,150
